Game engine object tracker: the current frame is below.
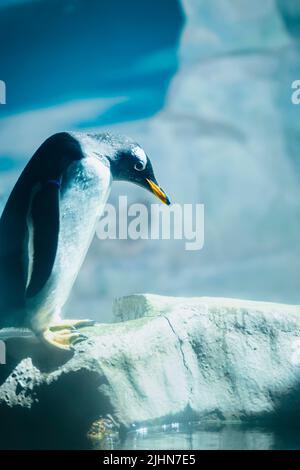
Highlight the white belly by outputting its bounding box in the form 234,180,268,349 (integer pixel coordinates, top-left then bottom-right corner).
27,156,111,332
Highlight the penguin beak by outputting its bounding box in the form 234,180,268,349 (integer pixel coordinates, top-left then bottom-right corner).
146,178,171,205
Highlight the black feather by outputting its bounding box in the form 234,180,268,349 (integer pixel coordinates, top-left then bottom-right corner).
26,183,60,298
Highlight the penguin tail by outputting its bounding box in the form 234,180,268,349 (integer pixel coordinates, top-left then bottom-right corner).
0,327,35,340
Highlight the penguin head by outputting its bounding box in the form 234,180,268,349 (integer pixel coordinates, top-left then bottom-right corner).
104,136,170,205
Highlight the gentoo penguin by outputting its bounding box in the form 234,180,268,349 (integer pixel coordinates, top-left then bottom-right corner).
0,132,170,350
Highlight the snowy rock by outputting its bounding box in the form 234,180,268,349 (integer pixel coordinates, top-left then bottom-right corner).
1,294,300,449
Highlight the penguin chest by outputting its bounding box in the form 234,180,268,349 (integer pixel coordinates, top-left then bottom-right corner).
56,157,111,294
27,157,111,326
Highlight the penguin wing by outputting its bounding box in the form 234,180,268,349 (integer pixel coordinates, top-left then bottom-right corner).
26,183,60,298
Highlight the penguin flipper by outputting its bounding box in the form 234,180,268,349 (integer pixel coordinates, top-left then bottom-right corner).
26,183,60,298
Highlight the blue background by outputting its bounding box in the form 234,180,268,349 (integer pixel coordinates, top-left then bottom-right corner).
1,0,300,320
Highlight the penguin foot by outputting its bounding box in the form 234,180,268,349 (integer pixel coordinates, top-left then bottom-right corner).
42,328,86,350
42,319,94,350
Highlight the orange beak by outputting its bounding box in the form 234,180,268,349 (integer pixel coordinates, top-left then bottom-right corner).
146,179,170,205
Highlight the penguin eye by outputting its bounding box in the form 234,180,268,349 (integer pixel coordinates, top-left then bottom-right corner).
134,161,146,171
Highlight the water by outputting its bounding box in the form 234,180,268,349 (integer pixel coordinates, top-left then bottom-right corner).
115,423,300,450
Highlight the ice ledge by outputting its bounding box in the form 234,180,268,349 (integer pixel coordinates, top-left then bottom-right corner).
1,294,300,449
113,293,300,322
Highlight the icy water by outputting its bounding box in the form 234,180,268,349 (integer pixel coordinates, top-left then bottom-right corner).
109,423,300,450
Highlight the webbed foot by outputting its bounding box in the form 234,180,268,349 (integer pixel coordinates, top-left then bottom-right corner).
42,319,95,350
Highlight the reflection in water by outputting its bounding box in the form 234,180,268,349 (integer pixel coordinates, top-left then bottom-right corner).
108,423,300,450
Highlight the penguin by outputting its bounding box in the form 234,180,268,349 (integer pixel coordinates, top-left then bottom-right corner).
0,132,170,350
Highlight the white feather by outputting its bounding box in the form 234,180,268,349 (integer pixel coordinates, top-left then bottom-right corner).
26,145,112,333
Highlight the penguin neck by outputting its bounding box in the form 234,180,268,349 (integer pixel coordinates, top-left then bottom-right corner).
74,132,113,174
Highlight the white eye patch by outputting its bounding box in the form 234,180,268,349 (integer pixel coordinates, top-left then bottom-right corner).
132,146,147,165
